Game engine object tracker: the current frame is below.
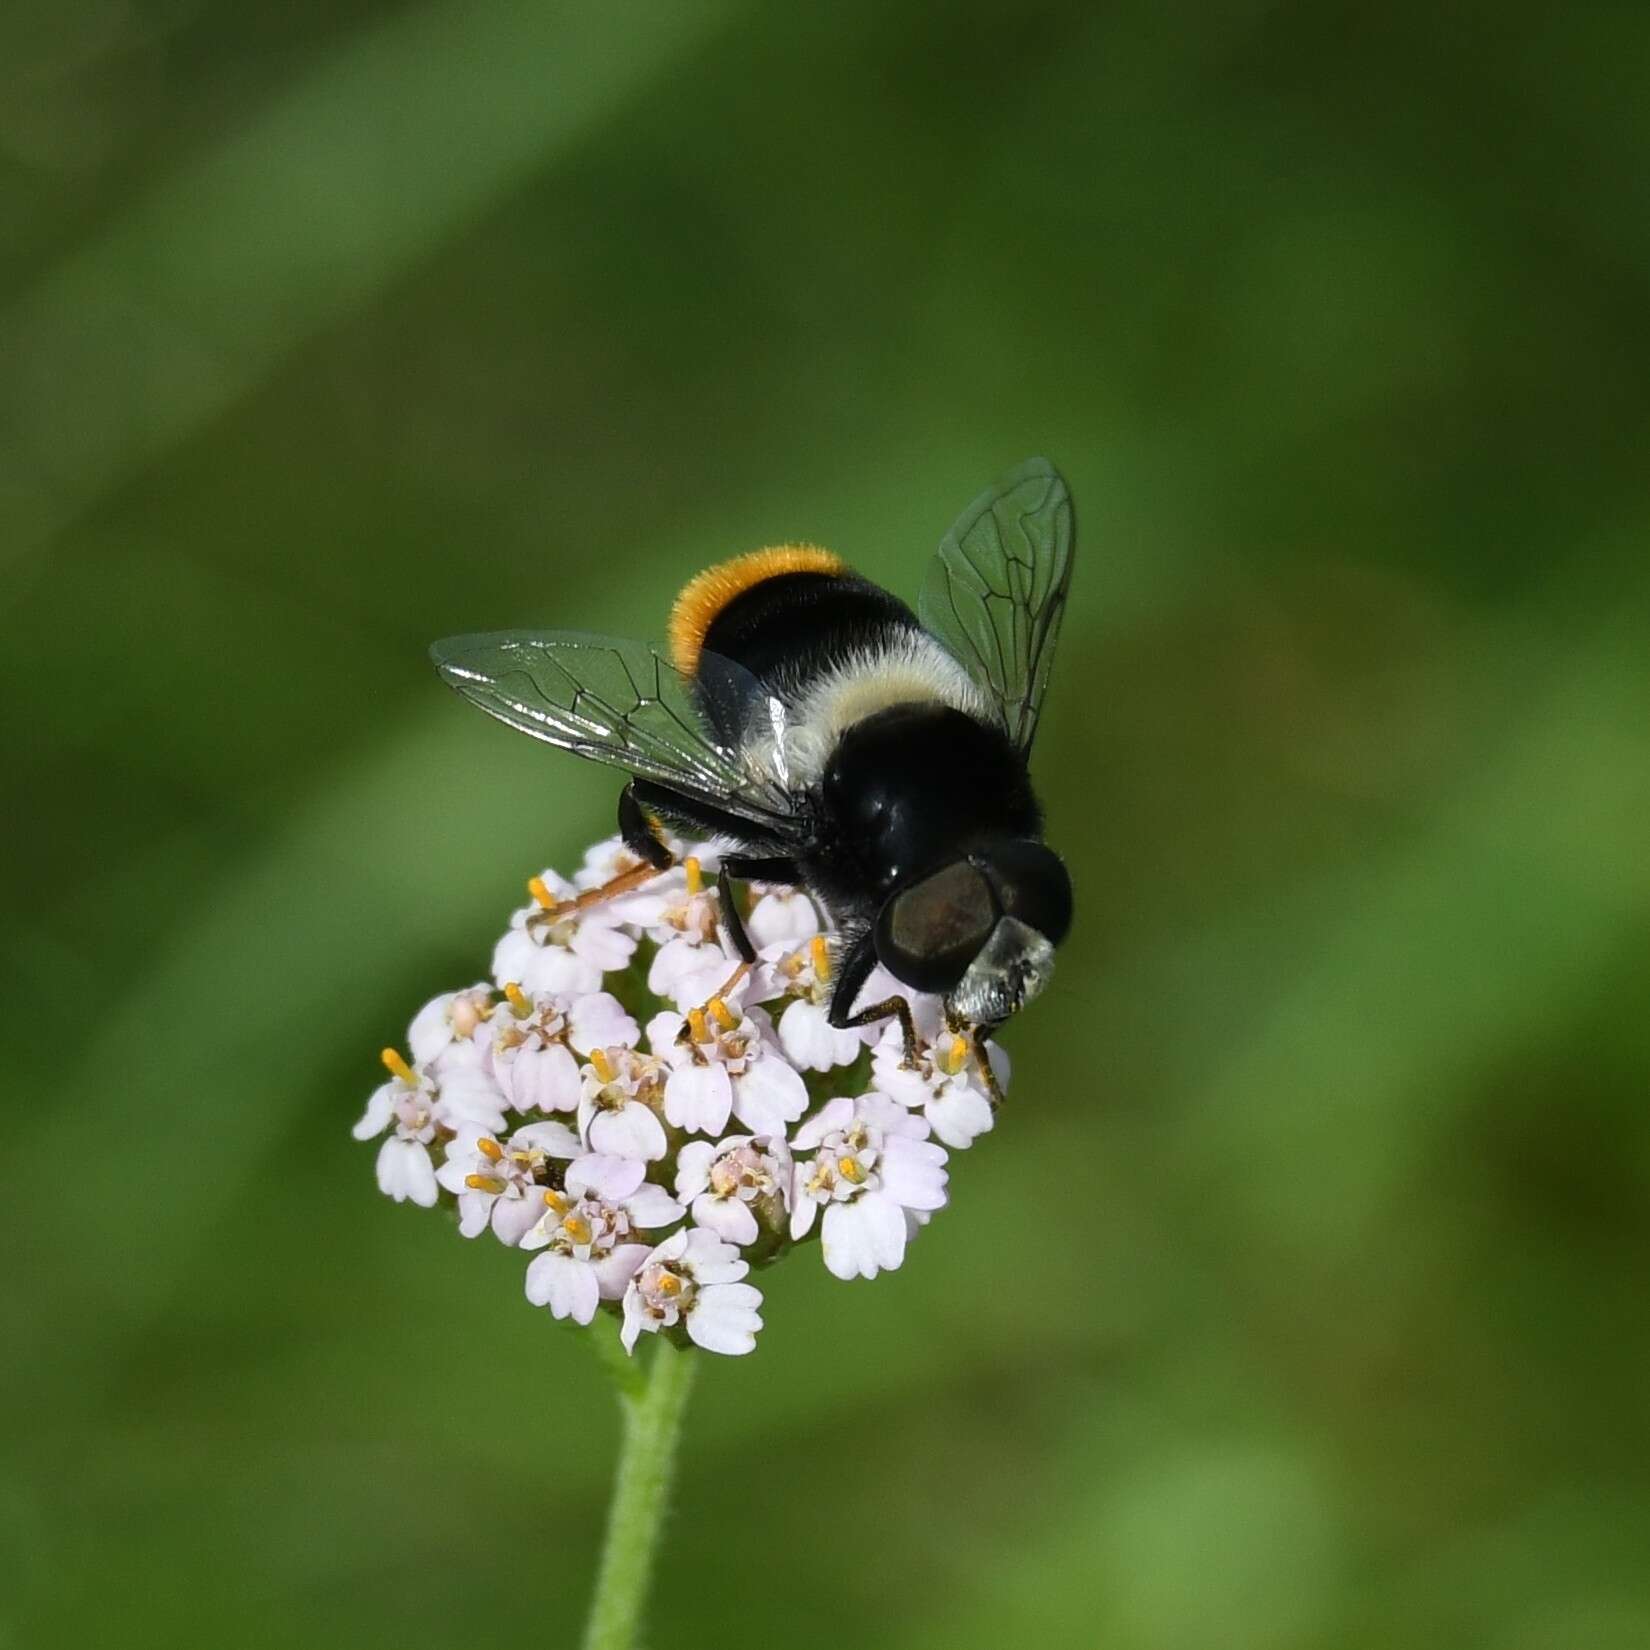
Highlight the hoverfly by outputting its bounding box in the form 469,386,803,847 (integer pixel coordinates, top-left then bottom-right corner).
433,458,1074,1096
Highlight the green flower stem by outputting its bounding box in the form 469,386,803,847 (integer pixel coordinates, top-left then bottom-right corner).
582,1336,698,1650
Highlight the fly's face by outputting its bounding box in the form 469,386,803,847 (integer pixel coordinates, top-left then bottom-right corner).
872,840,1072,1030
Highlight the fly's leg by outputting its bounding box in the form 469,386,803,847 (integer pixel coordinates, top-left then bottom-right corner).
827,932,919,1067
836,996,920,1067
532,782,674,918
947,1007,1006,1110
714,853,803,965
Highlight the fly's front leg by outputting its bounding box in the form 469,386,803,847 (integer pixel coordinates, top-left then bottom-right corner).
670,854,801,1053
715,853,803,965
827,931,919,1067
947,1007,1006,1110
533,781,675,918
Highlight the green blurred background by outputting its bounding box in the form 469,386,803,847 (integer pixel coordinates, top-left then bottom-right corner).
5,2,1649,1646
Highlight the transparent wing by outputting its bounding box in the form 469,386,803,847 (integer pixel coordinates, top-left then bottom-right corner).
430,631,798,831
918,457,1074,752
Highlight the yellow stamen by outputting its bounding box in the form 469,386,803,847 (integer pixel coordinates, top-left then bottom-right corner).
561,1214,593,1245
655,1270,683,1297
810,935,831,980
464,1174,506,1194
939,1037,970,1077
708,996,737,1032
590,1048,617,1084
476,1136,504,1162
543,1189,569,1212
380,1047,415,1085
504,981,531,1017
684,856,703,895
527,875,557,910
838,1154,867,1184
687,1007,709,1045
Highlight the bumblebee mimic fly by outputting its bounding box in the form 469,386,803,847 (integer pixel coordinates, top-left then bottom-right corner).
432,458,1074,1090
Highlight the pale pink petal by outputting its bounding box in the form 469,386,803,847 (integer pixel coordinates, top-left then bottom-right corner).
407,994,458,1064
686,1248,749,1288
674,1140,717,1200
664,1064,733,1136
435,1153,473,1196
859,1091,930,1139
645,1228,690,1266
822,1194,905,1280
620,1291,647,1352
490,1196,544,1246
692,1193,759,1246
651,940,741,1009
568,992,640,1052
791,1094,855,1153
512,1119,583,1158
566,1153,645,1202
878,1136,949,1211
778,1000,862,1072
593,1243,651,1298
375,1138,438,1207
496,929,603,996
622,1185,687,1229
506,1043,581,1113
352,1084,396,1140
570,920,636,973
645,1009,688,1061
745,891,820,950
455,1190,491,1238
646,937,703,999
686,1282,763,1354
731,1058,808,1135
925,1084,994,1149
525,1253,600,1324
870,1050,934,1109
789,1185,819,1241
435,1065,511,1132
587,1103,667,1162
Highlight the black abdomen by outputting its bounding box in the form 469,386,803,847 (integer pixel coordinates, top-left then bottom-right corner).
700,570,919,701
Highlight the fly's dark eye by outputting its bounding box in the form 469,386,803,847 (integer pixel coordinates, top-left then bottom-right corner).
977,840,1073,947
873,860,998,993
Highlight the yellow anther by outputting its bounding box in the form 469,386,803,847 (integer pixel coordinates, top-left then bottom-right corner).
504,981,531,1017
543,1188,569,1212
464,1174,506,1194
809,935,831,980
838,1154,867,1185
939,1037,970,1077
527,875,557,910
476,1136,504,1163
708,996,737,1031
684,856,703,895
655,1270,683,1297
590,1048,617,1084
687,1007,710,1046
561,1214,593,1245
380,1047,415,1085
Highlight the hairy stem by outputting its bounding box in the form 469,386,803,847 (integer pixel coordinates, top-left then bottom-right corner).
582,1337,697,1650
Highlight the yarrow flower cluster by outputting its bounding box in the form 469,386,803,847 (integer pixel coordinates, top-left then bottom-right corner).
354,840,1010,1355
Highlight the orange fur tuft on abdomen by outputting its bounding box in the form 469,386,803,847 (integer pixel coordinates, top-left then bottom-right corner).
668,544,843,674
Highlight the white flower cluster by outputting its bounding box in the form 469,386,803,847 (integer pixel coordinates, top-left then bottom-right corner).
354,837,1009,1356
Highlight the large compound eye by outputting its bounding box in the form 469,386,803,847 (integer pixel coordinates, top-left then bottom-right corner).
874,860,999,993
977,840,1073,947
